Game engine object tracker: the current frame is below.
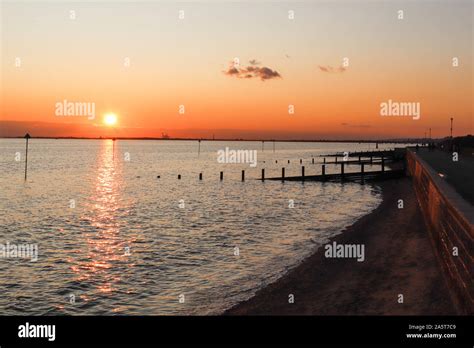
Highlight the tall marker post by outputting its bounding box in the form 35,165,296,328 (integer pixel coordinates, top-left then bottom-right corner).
24,133,30,181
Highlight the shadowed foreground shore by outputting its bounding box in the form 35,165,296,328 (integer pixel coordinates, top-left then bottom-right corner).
226,177,456,315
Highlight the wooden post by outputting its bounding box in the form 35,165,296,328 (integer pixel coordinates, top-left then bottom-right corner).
324,157,326,164
198,139,201,155
24,133,30,181
370,156,373,164
358,155,361,163
302,166,305,181
241,170,245,182
381,157,385,173
361,163,365,184
341,162,344,181
178,174,181,179
300,159,302,164
220,171,223,181
335,156,338,163
322,164,326,181
199,173,202,180
282,167,285,182
261,168,265,181
288,160,290,164
312,158,314,164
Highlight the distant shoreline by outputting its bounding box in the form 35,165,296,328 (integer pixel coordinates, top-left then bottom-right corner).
0,136,420,144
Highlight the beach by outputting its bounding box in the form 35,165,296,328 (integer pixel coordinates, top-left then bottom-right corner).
226,177,457,315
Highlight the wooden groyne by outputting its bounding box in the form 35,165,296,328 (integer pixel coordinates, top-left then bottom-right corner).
159,149,406,183
319,149,401,158
266,168,405,183
265,149,405,183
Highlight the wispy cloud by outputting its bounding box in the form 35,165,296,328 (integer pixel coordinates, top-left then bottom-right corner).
340,122,371,128
318,65,346,73
224,60,281,81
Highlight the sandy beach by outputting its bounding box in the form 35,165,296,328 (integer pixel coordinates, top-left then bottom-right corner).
226,177,457,315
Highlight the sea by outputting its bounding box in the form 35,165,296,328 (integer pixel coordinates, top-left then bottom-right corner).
0,139,408,315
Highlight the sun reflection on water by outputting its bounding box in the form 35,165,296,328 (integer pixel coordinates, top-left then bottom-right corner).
70,140,133,299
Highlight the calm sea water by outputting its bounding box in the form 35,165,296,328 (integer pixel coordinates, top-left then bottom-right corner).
0,139,406,315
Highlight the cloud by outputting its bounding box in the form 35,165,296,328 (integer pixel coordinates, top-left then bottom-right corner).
226,67,240,75
256,66,281,80
224,60,281,81
340,123,371,128
318,65,346,73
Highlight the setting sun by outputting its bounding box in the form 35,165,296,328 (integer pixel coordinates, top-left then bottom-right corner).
103,113,117,126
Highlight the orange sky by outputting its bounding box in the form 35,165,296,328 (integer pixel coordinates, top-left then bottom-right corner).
1,1,472,139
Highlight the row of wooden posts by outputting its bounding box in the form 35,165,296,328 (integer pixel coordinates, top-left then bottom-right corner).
272,155,383,165
175,159,386,182
172,153,389,182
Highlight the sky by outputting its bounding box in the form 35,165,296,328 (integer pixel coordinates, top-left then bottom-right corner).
0,0,472,139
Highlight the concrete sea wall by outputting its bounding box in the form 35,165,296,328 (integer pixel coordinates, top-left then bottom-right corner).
406,149,473,314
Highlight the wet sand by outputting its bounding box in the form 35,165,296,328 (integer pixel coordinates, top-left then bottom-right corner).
226,177,457,315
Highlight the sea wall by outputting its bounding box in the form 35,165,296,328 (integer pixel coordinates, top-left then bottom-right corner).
406,149,473,314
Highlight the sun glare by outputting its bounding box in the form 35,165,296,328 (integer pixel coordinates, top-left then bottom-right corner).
104,113,118,126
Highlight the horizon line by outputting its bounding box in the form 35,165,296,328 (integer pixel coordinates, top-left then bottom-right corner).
1,135,468,143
